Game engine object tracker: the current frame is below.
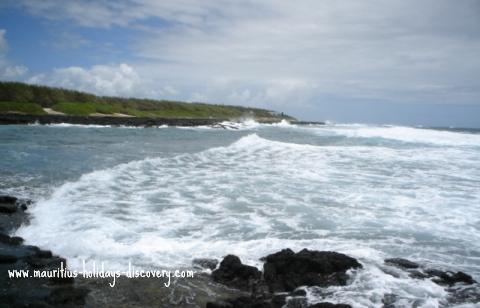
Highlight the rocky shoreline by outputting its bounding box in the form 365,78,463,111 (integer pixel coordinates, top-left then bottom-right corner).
0,114,325,127
1,195,479,307
0,195,89,307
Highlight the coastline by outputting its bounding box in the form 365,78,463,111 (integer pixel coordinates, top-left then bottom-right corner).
0,195,244,307
0,114,325,127
2,194,479,307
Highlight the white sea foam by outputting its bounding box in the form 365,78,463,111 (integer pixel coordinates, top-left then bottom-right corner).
310,124,480,147
28,123,169,129
176,118,263,130
16,131,480,307
43,123,112,128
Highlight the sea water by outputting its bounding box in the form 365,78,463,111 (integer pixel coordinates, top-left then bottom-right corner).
1,121,479,307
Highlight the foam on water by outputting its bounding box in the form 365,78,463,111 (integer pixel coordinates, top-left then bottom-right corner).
31,123,113,128
15,128,480,307
312,124,480,147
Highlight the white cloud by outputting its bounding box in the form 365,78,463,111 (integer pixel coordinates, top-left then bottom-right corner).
0,29,8,64
0,29,29,80
2,65,28,79
29,63,140,96
28,63,177,99
51,31,89,50
12,0,480,112
17,0,233,28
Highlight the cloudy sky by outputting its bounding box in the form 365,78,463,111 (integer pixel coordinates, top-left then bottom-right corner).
1,0,479,126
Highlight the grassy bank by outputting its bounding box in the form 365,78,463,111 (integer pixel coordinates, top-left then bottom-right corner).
0,102,46,115
0,82,294,120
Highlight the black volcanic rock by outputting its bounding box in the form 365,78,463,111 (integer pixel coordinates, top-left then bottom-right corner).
211,255,261,291
0,114,229,127
385,258,419,269
206,295,289,308
208,249,362,307
206,296,269,308
0,203,17,214
426,270,476,286
205,293,352,308
0,254,18,263
308,303,352,308
0,195,89,307
262,249,362,292
192,258,219,270
47,286,89,306
0,195,31,233
0,195,17,204
0,233,24,245
384,257,476,287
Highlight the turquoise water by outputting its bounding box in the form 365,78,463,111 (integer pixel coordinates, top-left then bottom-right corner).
1,121,480,307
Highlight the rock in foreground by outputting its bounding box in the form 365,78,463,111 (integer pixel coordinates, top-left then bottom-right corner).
263,248,362,292
0,195,89,307
384,257,477,286
211,255,261,291
208,249,360,308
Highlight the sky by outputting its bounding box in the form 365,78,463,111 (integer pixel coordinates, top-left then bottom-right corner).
0,0,479,127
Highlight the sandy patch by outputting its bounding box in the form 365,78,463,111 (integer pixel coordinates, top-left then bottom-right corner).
43,108,65,115
88,113,134,117
113,113,134,117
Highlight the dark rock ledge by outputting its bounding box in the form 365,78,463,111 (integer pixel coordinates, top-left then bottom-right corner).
384,257,477,286
0,114,228,127
0,114,325,127
206,249,362,308
205,251,480,308
384,257,479,306
0,195,89,307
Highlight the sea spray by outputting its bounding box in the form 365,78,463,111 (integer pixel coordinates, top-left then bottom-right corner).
7,123,480,306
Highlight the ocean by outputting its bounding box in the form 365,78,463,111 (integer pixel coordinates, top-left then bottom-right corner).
1,121,479,307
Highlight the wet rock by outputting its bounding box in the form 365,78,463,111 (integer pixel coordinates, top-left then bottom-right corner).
206,296,277,308
39,250,54,258
447,284,480,305
382,293,397,308
0,233,24,245
408,270,428,279
47,286,89,306
0,196,30,233
0,195,17,204
206,301,232,308
0,203,17,214
50,275,75,285
286,296,308,308
271,294,288,308
212,255,261,291
26,255,66,270
77,273,246,308
384,257,476,287
425,270,476,286
291,289,307,297
0,195,89,307
385,258,419,269
193,258,219,270
0,195,20,214
0,253,18,263
262,249,362,292
0,113,231,127
308,303,352,308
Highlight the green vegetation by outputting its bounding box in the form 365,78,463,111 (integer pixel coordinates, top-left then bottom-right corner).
0,102,46,115
0,81,294,120
51,102,122,116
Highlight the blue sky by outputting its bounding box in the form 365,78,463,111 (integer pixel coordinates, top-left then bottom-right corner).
1,0,479,127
